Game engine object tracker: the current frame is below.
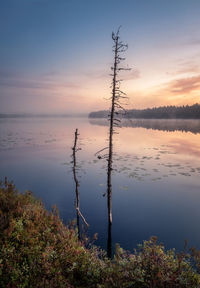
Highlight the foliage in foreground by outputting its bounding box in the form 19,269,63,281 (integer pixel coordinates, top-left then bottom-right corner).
1,179,200,288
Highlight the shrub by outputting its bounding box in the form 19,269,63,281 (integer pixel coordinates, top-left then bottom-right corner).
0,179,200,287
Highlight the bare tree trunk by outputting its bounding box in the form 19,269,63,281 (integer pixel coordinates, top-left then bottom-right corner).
72,129,81,239
106,29,130,257
107,33,119,227
95,29,130,257
72,129,88,240
107,221,112,258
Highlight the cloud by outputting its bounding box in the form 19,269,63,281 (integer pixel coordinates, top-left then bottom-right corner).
166,57,200,76
83,68,140,81
168,75,200,94
0,71,80,90
0,78,79,90
83,70,109,80
176,62,200,75
0,69,19,78
128,74,200,110
123,69,140,80
184,38,200,46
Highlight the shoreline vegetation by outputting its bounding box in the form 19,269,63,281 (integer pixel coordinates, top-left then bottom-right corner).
89,103,200,119
1,179,200,288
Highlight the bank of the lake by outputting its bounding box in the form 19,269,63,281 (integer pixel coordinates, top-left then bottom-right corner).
1,179,200,288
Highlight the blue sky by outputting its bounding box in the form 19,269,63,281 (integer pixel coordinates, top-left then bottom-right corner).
1,0,200,113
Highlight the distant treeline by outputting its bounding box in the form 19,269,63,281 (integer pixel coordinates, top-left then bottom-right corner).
89,104,200,119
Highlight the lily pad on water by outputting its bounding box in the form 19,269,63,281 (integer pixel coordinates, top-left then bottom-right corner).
152,177,162,181
128,172,139,178
120,185,129,190
179,172,191,177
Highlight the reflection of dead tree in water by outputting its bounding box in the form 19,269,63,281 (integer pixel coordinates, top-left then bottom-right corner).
107,221,112,258
96,28,131,257
72,128,88,239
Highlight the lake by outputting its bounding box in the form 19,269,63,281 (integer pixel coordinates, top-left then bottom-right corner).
1,117,200,253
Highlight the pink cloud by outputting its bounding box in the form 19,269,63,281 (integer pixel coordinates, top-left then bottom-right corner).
169,75,200,94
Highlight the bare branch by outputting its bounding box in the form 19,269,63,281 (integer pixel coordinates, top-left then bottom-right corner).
76,207,89,227
94,147,109,156
72,129,88,239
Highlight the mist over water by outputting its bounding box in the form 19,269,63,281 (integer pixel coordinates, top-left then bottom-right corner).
1,117,200,252
89,118,200,134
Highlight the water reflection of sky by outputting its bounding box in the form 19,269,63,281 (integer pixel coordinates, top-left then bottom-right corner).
0,117,200,252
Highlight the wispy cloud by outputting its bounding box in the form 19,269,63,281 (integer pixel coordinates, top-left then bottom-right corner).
128,74,200,109
0,70,80,90
184,37,200,46
167,75,200,94
123,69,140,81
83,70,109,80
83,68,140,81
176,61,200,75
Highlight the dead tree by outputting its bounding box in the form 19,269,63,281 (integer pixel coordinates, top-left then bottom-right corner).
72,129,88,240
107,28,130,226
96,28,130,257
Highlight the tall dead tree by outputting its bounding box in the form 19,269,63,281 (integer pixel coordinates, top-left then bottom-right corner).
72,129,88,240
107,28,130,223
95,28,130,257
107,29,130,257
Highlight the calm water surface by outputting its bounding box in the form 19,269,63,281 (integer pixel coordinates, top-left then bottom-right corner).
1,117,200,252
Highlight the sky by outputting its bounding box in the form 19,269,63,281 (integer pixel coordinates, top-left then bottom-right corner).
0,0,200,114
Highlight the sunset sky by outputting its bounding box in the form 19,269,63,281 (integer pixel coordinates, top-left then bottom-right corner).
1,0,200,114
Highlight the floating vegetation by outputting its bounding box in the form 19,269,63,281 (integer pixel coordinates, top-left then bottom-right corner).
152,177,162,181
99,183,105,187
92,145,200,183
120,185,129,190
129,172,139,178
70,140,200,184
179,172,191,177
44,138,56,143
1,121,200,188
